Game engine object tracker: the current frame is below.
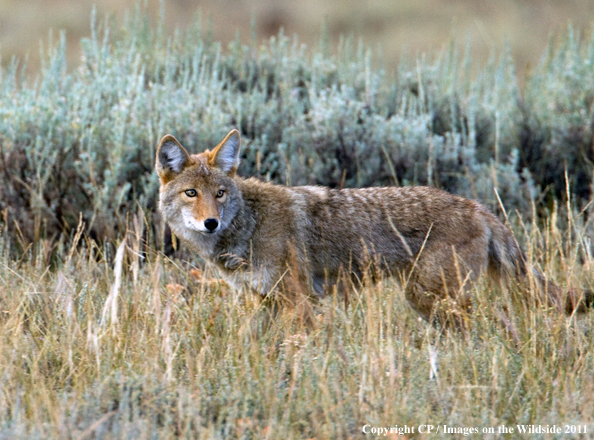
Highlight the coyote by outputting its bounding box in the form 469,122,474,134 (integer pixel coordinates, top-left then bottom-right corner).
156,129,592,324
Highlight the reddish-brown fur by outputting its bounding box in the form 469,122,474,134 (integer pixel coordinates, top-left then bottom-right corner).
156,130,592,325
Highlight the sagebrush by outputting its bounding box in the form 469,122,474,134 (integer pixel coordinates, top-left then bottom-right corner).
2,10,594,249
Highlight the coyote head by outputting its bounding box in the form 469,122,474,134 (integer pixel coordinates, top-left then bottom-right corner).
156,130,242,239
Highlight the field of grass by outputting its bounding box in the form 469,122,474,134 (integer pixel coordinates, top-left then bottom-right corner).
1,197,594,438
1,6,594,439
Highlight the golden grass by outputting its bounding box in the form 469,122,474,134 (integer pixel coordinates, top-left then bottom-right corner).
0,206,593,438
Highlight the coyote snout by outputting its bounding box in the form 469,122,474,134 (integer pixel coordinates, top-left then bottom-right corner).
156,129,593,326
181,210,219,234
180,191,222,234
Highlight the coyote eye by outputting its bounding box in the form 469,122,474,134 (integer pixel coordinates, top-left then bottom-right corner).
216,189,225,198
185,189,197,197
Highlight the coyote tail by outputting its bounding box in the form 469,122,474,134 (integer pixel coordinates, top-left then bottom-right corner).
487,219,593,314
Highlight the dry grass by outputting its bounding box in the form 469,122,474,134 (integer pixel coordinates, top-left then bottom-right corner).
0,204,593,439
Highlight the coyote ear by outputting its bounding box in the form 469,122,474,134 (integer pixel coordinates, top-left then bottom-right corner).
209,129,241,176
156,135,191,183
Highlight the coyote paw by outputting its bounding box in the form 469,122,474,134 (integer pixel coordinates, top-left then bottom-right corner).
220,253,248,271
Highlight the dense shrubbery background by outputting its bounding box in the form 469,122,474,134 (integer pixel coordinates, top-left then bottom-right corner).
1,11,594,246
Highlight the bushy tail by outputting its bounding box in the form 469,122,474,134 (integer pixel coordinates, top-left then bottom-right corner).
487,217,593,314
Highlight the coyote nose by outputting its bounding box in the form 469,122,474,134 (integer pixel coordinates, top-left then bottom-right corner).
204,218,219,232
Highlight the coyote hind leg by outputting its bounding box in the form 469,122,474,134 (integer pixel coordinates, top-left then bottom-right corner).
403,242,488,329
404,276,473,329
